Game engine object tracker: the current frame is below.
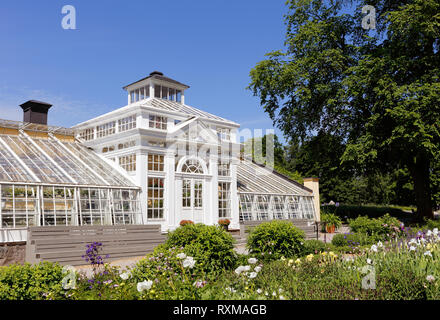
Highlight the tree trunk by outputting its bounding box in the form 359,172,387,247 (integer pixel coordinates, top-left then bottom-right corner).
407,155,434,221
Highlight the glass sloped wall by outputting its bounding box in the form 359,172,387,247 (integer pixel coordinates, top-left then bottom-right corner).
237,159,316,222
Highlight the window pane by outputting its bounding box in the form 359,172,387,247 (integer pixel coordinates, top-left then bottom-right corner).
169,88,175,101
162,86,168,100
154,85,161,98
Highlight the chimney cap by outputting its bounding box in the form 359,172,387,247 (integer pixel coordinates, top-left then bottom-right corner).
20,100,52,112
149,71,164,76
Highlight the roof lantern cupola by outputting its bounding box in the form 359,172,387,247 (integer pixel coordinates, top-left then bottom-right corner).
123,71,190,105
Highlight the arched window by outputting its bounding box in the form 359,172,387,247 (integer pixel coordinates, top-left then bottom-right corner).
181,159,204,174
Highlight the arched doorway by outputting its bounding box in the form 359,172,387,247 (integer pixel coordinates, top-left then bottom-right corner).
176,157,208,224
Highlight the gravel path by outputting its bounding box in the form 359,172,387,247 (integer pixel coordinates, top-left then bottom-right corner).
74,256,145,278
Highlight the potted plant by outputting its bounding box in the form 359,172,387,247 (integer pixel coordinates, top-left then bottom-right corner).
218,219,231,231
321,213,342,233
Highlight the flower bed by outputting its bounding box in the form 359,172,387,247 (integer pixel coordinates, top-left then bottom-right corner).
0,224,439,300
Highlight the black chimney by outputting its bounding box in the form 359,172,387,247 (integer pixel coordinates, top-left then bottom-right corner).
20,100,52,125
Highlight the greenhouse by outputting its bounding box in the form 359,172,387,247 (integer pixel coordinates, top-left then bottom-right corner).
0,119,142,242
237,160,316,222
0,72,320,243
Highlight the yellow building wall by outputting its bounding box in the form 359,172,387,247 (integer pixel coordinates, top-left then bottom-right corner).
0,127,19,135
23,130,49,139
53,134,75,142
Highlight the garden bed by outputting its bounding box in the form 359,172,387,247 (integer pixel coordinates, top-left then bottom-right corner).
0,220,439,300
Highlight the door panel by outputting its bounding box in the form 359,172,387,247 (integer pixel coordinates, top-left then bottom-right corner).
179,178,204,223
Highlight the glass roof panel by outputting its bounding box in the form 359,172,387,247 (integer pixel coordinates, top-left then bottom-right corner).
0,133,137,188
33,138,101,185
2,136,68,184
237,160,311,196
0,137,36,182
63,142,134,187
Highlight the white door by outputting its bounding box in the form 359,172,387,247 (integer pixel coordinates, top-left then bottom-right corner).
181,178,204,223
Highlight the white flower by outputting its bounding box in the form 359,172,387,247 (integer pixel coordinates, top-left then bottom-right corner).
367,258,372,264
248,258,258,264
235,266,245,275
370,245,378,252
176,253,187,259
279,295,286,300
120,272,130,280
248,272,258,279
424,251,432,257
254,266,262,273
225,287,237,293
409,238,417,245
377,241,383,248
182,256,196,269
426,275,435,283
409,246,416,251
61,273,76,290
426,230,433,237
278,288,283,293
433,228,438,236
272,291,277,296
234,265,250,275
256,288,262,294
137,280,153,292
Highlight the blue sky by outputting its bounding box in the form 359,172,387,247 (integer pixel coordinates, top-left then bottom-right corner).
0,0,289,141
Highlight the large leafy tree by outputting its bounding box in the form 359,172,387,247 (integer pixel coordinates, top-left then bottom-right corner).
249,0,440,219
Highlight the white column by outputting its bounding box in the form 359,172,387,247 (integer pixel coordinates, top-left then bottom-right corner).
268,195,274,220
137,152,148,224
229,158,240,229
283,196,290,219
164,153,175,231
208,153,218,226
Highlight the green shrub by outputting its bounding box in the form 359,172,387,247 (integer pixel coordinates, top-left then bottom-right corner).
164,223,237,274
300,240,332,256
247,220,305,260
424,219,440,230
348,214,404,242
0,262,65,300
331,233,374,247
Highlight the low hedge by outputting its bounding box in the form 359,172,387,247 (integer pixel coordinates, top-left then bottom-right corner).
321,204,409,221
331,233,375,247
300,239,333,256
348,214,404,242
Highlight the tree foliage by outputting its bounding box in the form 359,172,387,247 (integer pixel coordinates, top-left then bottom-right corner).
249,0,440,218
